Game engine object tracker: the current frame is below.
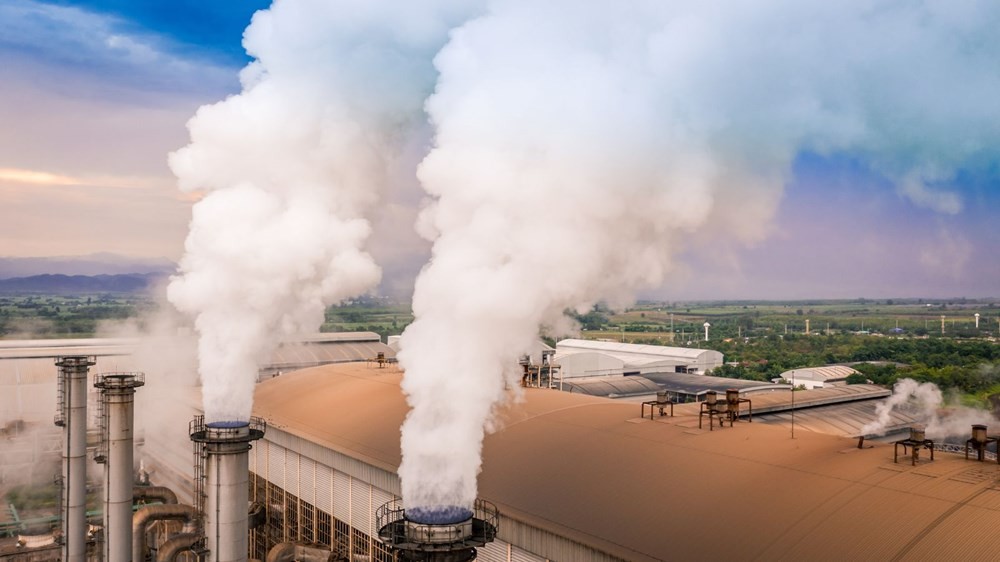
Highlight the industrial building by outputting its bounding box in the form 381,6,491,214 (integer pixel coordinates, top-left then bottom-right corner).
772,365,861,389
5,337,1000,561
554,339,724,377
246,362,1000,561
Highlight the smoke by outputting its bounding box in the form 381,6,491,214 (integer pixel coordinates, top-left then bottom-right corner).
397,0,1000,509
861,378,999,439
166,0,485,422
861,378,943,436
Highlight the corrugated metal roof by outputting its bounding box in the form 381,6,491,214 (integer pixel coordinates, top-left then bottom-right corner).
560,376,662,397
641,371,791,395
253,362,1000,562
777,365,860,381
556,339,719,360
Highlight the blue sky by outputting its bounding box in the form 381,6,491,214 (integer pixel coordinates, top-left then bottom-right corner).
0,0,997,299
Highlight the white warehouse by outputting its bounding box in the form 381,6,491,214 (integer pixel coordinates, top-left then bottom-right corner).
554,339,724,378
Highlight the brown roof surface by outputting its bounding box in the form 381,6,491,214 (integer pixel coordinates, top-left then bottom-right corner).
253,362,1000,562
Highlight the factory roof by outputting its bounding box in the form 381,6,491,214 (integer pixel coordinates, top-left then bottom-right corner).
253,362,1000,562
558,375,662,398
776,365,859,382
555,339,719,361
641,371,790,395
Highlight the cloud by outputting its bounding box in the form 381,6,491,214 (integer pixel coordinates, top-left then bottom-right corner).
919,227,973,277
897,179,963,215
0,168,79,186
0,0,236,100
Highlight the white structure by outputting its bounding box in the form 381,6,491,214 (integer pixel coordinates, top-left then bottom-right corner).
55,356,94,562
94,372,144,562
554,339,723,378
772,366,860,390
703,322,711,342
975,313,980,328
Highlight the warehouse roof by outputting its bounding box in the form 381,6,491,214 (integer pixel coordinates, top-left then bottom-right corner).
555,339,720,361
777,365,859,382
252,362,1000,562
641,371,790,395
559,376,662,397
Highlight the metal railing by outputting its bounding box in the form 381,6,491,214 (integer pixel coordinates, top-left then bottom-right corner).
376,498,499,551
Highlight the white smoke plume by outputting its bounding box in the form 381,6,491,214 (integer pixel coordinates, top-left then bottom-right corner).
167,0,485,422
398,0,1000,510
861,378,999,440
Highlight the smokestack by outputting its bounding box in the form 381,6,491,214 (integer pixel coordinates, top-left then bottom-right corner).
376,499,498,562
190,416,265,562
55,356,95,562
94,372,145,562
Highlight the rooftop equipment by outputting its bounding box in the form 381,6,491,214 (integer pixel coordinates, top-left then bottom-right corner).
190,416,266,562
965,424,999,462
93,372,145,562
894,425,935,466
376,500,499,562
725,388,753,425
698,391,731,431
54,355,95,562
641,390,675,420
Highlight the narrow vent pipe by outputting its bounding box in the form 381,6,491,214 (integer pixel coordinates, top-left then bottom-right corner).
95,372,144,562
55,356,95,562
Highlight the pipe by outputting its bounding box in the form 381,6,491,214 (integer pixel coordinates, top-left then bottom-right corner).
190,419,264,562
132,504,198,562
134,486,179,505
56,356,94,562
266,543,334,562
206,426,252,562
96,373,144,562
155,532,202,562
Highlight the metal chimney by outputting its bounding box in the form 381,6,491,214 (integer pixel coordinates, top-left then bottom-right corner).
54,355,95,562
190,416,265,562
94,372,144,562
377,500,498,562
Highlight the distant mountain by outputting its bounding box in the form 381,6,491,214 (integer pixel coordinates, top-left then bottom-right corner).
0,273,165,294
0,253,176,279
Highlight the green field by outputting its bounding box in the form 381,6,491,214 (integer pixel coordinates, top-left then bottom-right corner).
2,293,997,402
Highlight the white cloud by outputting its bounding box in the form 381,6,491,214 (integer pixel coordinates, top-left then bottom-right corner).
897,179,963,215
919,228,973,277
0,0,236,99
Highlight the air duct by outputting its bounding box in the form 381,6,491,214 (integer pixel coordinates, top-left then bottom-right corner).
156,532,203,562
54,355,95,562
132,504,199,562
134,486,179,505
94,372,145,562
190,416,265,562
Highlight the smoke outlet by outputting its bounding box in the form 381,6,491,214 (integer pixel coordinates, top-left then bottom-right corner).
377,500,498,562
190,416,266,562
94,372,144,562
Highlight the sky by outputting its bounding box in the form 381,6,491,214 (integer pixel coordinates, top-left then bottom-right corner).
0,0,997,300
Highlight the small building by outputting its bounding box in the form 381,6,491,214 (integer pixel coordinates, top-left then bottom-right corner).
772,365,860,390
554,339,723,378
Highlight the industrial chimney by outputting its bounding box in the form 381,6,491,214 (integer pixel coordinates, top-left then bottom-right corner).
54,355,95,562
189,416,265,562
93,372,144,562
376,500,499,562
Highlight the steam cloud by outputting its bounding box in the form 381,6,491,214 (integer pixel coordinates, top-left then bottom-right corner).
167,0,484,422
397,0,1000,510
862,378,999,439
